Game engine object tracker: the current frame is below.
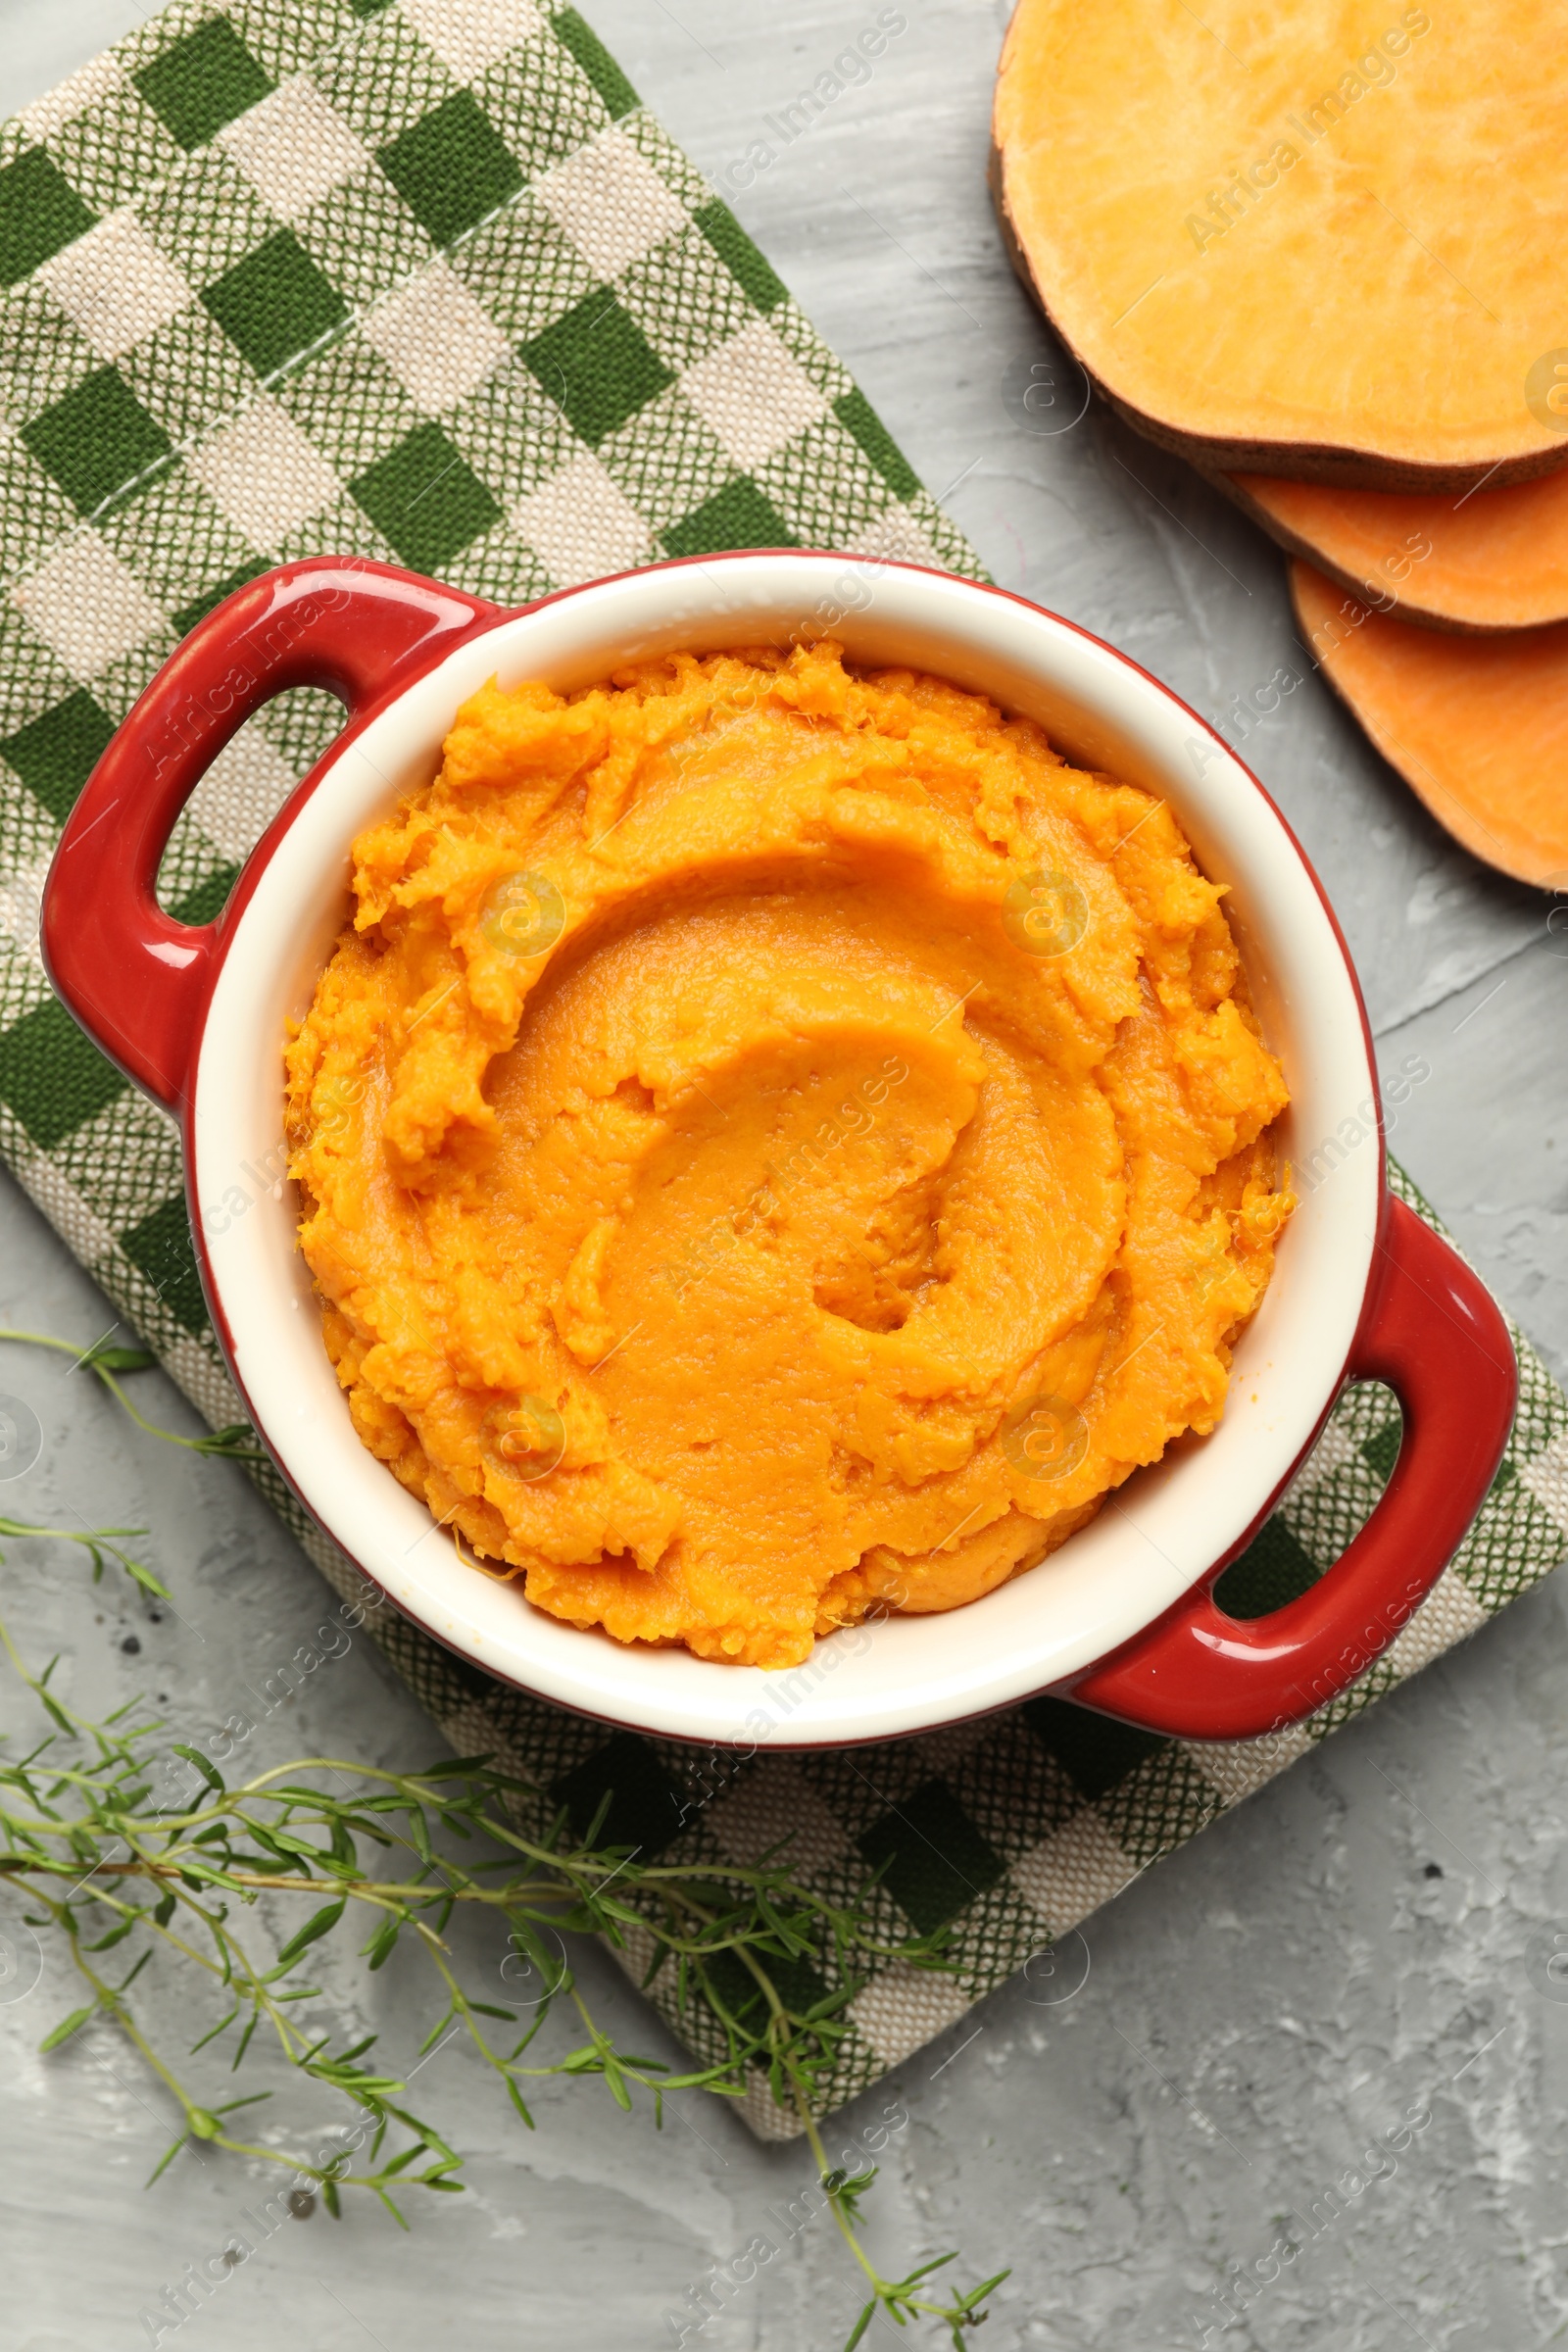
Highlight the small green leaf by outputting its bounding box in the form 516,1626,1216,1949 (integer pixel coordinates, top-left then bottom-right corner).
373,2186,409,2230
897,2253,956,2286
380,2103,457,2164
172,1743,225,1794
146,2133,189,2187
39,2003,95,2052
270,1897,346,1974
415,2009,455,2058
363,1917,401,1971
559,2042,605,2074
85,1916,137,1952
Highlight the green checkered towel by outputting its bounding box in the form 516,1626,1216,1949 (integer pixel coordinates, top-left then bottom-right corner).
1,0,1563,2138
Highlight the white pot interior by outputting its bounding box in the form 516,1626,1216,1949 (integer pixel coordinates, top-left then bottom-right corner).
193,555,1379,1745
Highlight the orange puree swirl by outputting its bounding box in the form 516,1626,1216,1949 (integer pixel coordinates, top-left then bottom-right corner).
286,640,1293,1668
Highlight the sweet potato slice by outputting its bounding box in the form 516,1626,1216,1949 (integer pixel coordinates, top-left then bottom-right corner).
1228,467,1568,632
993,0,1568,492
1292,561,1568,884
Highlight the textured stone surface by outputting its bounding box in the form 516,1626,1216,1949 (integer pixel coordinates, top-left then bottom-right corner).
4,5,1567,2347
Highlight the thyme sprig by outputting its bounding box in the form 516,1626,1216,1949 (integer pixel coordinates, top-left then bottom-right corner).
0,1330,1009,2345
0,1512,168,1598
0,1326,266,1461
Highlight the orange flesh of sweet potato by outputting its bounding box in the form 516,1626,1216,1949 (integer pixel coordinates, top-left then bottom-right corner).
287,645,1294,1669
1292,560,1568,884
1229,466,1568,631
993,0,1568,491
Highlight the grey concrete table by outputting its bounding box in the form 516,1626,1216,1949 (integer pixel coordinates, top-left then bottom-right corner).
5,5,1567,2347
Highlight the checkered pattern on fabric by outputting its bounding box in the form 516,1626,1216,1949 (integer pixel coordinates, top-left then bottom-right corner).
0,0,970,1383
1,1,1563,2140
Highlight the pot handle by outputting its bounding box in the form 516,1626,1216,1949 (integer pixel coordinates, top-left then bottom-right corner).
41,558,498,1116
1070,1196,1517,1741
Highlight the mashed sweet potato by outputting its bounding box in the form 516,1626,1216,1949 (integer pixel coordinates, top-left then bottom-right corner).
286,639,1292,1668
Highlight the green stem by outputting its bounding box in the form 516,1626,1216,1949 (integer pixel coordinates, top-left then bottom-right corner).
0,1328,264,1461
91,1364,266,1461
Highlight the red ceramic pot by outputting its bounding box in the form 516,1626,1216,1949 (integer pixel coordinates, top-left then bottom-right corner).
41,554,1516,1748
